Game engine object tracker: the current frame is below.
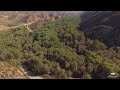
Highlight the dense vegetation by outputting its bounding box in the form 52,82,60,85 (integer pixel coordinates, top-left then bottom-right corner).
0,15,120,79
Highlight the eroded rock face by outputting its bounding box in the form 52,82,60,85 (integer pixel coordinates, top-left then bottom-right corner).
0,61,27,79
80,11,120,47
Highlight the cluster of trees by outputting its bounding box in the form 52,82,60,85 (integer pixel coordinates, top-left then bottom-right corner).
0,15,120,79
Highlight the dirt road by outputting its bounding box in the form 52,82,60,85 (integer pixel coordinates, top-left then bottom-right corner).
20,66,43,79
0,20,39,32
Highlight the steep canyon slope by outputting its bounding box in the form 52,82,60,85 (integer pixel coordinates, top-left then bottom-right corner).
80,11,120,47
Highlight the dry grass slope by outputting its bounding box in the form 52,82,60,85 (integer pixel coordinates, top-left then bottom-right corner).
0,61,28,79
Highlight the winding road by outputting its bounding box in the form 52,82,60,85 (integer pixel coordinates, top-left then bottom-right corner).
0,20,39,32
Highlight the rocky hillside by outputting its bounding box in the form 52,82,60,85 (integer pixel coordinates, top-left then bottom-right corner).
80,11,120,47
0,11,74,30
